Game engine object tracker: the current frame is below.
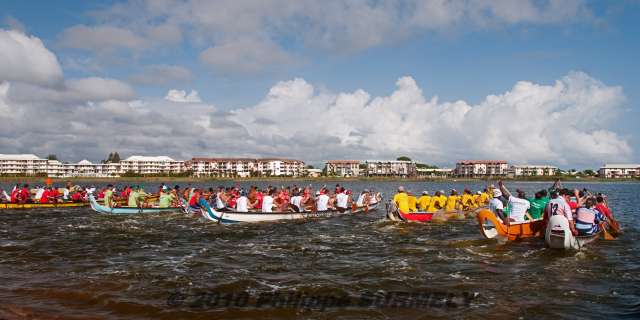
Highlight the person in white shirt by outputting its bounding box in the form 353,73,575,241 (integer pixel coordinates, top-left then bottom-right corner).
489,196,505,220
290,191,303,212
236,191,249,212
316,191,330,211
335,187,349,212
545,190,578,235
34,186,46,201
262,190,275,213
498,181,532,223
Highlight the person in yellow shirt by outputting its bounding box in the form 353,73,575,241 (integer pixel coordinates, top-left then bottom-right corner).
407,191,418,212
479,189,490,206
392,186,410,213
445,190,459,212
461,189,475,210
438,190,447,210
417,191,431,211
427,191,442,211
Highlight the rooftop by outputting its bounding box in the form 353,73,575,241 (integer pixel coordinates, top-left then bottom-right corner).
123,155,177,162
457,160,508,165
0,154,45,161
600,164,640,169
326,160,361,164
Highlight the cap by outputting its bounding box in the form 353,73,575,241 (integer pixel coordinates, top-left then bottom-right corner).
493,189,502,197
398,186,405,192
422,191,429,195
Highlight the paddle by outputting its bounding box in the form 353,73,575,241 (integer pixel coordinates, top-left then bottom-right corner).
600,222,615,240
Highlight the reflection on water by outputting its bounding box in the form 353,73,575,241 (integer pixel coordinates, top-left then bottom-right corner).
0,180,639,319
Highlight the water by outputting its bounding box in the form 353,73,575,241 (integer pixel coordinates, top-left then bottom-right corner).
1,180,639,319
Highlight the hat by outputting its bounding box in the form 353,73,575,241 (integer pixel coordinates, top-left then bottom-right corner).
422,191,429,195
476,191,481,194
398,186,405,192
363,189,370,193
493,189,502,197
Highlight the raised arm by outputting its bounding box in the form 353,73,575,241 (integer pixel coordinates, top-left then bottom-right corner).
498,180,512,198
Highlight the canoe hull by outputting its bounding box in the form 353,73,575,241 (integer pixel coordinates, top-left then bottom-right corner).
88,195,184,215
386,202,483,223
476,209,545,241
0,202,88,209
545,215,601,249
200,200,379,224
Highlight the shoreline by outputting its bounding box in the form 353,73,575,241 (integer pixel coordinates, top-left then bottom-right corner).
0,176,637,184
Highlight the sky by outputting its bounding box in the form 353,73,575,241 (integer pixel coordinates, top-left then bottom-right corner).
0,0,639,169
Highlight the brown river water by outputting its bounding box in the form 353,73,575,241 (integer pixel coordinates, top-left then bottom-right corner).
1,180,638,319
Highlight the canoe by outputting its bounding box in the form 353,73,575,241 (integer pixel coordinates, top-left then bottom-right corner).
0,202,88,209
199,199,380,224
88,195,185,215
386,202,482,222
544,215,601,249
476,209,545,241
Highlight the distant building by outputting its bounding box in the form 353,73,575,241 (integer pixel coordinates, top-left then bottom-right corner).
416,168,453,177
305,168,323,177
598,164,640,178
187,157,305,177
325,160,361,177
364,160,417,177
510,165,558,176
119,156,186,175
0,154,48,176
455,160,509,177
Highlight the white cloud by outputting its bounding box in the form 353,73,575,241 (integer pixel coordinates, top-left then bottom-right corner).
0,28,63,86
228,72,630,166
58,0,595,72
129,64,193,86
164,89,201,103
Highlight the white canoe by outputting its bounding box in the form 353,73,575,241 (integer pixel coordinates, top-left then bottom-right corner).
545,215,601,249
199,200,379,224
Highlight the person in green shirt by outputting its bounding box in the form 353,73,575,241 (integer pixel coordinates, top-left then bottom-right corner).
103,184,114,208
158,187,175,208
527,190,549,220
128,186,140,207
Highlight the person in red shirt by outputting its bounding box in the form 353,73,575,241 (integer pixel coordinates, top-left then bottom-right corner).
10,187,19,203
595,196,613,220
19,184,30,203
40,188,51,204
189,189,201,208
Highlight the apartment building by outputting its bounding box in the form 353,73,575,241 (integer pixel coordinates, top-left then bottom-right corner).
188,157,305,177
119,156,186,175
0,154,49,175
364,160,417,177
598,164,640,178
455,160,509,177
325,160,361,177
510,165,558,176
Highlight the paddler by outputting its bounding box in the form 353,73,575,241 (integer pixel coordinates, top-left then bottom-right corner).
128,186,141,207
445,189,459,212
460,189,475,210
103,184,115,208
407,191,418,212
392,186,410,213
417,191,431,211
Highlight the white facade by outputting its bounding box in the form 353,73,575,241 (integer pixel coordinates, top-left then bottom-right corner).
455,160,509,177
364,160,417,177
0,154,49,175
598,164,640,178
326,160,361,177
510,165,558,176
188,158,305,177
119,156,185,175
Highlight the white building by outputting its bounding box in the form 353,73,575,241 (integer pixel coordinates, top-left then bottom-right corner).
258,158,305,177
187,157,305,177
455,160,509,177
119,156,185,175
0,154,49,176
510,165,558,176
187,158,258,177
364,160,417,177
305,168,323,177
598,164,640,178
325,160,361,177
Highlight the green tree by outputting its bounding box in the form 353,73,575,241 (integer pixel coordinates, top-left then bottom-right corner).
397,156,411,161
112,152,121,163
46,154,57,160
306,164,315,169
583,169,596,176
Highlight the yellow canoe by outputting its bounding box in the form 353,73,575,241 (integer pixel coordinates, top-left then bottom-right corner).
0,202,89,209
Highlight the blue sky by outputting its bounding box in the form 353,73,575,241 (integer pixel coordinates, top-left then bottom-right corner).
0,0,638,168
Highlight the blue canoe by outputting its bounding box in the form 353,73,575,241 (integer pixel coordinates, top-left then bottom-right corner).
88,195,185,215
